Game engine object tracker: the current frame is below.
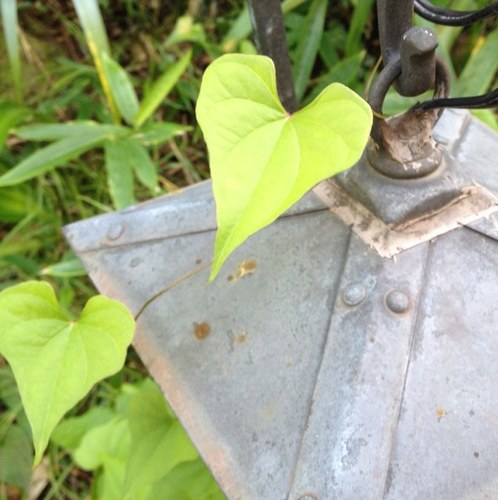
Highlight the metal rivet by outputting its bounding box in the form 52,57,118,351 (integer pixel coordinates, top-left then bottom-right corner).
385,290,410,314
342,283,366,307
107,222,124,240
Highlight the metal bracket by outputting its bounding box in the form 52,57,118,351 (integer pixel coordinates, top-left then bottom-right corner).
369,0,451,178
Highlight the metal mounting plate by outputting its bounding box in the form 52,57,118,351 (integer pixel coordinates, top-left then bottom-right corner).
64,110,498,499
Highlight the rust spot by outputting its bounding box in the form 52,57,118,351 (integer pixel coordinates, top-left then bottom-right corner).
235,331,248,343
194,322,211,340
436,407,445,420
227,259,257,283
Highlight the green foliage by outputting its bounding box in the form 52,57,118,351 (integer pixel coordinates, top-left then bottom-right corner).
196,54,372,279
0,281,135,464
53,379,223,500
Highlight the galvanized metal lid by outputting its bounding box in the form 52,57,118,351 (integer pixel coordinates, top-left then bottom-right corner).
64,109,498,499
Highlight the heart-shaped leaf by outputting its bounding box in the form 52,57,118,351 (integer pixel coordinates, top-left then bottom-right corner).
0,281,135,464
196,54,372,279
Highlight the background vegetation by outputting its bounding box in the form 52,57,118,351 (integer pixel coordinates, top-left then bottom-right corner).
0,0,496,498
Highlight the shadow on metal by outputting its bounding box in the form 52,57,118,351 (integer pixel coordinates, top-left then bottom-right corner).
64,109,498,499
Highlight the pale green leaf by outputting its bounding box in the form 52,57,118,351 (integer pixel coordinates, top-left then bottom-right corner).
51,407,114,451
149,460,224,500
0,127,126,187
15,121,129,141
0,281,135,464
75,416,133,500
104,140,137,208
196,54,372,279
102,53,140,125
74,416,130,470
123,379,198,499
133,50,192,128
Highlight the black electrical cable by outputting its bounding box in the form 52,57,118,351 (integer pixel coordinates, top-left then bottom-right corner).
414,0,498,26
416,87,498,110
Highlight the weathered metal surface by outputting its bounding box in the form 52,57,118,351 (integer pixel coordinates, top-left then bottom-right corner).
64,110,498,499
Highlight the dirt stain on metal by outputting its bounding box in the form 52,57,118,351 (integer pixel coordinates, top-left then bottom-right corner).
228,259,257,282
194,322,211,340
235,331,248,343
436,407,446,421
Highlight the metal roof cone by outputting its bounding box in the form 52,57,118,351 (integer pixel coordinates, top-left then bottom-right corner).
64,108,498,499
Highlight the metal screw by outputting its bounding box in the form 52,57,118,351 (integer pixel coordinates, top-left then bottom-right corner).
342,283,366,307
385,289,410,314
107,222,124,241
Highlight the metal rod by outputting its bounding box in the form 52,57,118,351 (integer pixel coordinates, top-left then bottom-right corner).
414,0,498,26
247,0,298,112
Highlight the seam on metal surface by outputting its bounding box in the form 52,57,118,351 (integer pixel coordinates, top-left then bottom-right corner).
285,229,353,499
71,207,331,255
382,242,433,498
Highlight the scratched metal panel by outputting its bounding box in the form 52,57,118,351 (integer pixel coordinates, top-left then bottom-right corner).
385,227,498,499
65,193,350,500
64,111,498,499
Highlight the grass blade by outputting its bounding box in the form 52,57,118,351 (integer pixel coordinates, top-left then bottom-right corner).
16,121,129,141
104,140,136,209
0,103,29,146
292,0,328,101
102,53,140,125
133,50,192,128
0,131,117,187
345,0,374,57
130,123,191,146
455,28,498,97
0,0,22,100
72,0,120,122
40,258,86,278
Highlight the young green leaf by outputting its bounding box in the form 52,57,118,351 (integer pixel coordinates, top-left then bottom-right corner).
133,50,192,128
113,138,157,190
74,416,132,500
0,281,135,464
123,379,198,499
102,53,140,125
196,54,372,280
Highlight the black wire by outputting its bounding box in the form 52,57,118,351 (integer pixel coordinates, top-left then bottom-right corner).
414,0,498,26
416,88,498,110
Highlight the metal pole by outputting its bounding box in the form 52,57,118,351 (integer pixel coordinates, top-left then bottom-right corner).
247,0,298,112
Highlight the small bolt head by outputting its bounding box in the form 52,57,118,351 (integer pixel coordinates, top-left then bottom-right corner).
385,290,410,314
107,222,124,241
342,283,366,307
